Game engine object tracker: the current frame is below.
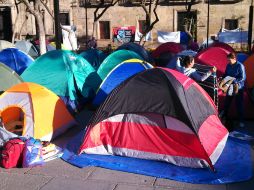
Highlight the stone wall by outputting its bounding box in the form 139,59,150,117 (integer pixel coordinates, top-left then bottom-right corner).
3,0,254,49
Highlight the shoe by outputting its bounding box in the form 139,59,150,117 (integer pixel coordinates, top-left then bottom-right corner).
239,122,245,128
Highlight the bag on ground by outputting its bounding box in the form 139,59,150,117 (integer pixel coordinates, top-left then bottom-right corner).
0,138,25,169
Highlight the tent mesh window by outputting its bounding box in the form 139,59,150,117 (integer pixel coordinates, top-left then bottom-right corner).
194,63,218,109
1,107,24,136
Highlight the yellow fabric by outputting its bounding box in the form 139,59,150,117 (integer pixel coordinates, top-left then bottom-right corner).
122,59,144,63
1,82,74,141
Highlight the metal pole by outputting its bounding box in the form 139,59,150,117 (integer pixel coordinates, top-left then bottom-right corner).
206,0,210,48
54,0,61,49
248,0,253,54
149,0,152,24
85,0,88,47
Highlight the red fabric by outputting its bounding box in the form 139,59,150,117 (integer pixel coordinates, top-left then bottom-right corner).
112,26,136,35
152,42,183,58
81,121,210,160
34,39,50,45
162,68,194,89
198,115,228,157
218,89,254,119
244,54,254,88
210,42,235,53
195,47,230,77
1,138,25,169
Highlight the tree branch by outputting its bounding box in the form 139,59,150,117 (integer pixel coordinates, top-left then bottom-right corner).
139,0,159,45
94,0,119,22
40,0,54,19
20,0,36,15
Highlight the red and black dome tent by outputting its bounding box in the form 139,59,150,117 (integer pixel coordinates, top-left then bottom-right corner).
79,68,228,170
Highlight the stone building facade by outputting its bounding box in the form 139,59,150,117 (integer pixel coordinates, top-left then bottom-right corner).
0,0,253,49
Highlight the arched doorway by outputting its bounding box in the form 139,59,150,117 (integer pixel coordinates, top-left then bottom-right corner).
0,6,12,41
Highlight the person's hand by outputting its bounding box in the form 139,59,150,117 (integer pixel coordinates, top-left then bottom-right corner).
211,66,217,73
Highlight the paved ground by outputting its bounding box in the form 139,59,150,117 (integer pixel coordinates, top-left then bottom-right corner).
0,110,253,190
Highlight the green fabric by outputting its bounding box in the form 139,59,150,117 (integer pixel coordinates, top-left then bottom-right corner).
0,63,23,92
80,49,107,71
97,50,143,80
21,50,101,100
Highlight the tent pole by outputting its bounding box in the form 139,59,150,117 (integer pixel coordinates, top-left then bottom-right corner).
206,0,210,48
54,0,61,49
248,0,253,54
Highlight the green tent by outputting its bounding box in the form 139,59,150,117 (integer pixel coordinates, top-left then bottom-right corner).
97,50,143,80
21,50,101,100
0,63,23,93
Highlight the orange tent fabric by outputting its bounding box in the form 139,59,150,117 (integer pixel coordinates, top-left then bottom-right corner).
0,82,75,141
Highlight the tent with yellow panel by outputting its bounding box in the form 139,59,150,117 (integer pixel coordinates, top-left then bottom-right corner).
0,82,75,141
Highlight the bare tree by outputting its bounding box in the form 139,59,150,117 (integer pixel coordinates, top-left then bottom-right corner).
183,0,197,39
15,0,48,54
138,0,159,46
92,0,120,38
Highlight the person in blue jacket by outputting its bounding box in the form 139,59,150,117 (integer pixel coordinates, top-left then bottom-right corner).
220,52,246,127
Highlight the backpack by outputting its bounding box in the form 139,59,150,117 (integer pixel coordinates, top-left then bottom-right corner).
0,138,25,169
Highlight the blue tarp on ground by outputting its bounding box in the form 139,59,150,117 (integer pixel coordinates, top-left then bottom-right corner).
0,48,34,75
62,132,252,184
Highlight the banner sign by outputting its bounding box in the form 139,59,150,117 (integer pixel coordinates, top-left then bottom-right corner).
157,31,180,43
218,31,248,43
112,26,135,43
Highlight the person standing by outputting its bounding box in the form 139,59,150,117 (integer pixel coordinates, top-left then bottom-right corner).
220,52,246,127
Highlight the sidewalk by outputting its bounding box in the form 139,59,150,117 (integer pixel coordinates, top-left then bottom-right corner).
0,110,253,190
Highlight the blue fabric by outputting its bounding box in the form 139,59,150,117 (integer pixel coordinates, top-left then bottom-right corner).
224,61,246,89
218,31,248,43
62,133,252,184
0,48,34,75
180,32,190,45
237,53,248,64
93,62,150,106
117,42,153,63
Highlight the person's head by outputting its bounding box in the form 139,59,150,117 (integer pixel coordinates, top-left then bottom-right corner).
182,55,195,68
227,52,237,65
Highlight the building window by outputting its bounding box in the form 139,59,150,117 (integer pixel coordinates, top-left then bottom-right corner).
225,19,238,30
59,13,70,25
177,11,197,40
99,21,110,39
138,20,146,34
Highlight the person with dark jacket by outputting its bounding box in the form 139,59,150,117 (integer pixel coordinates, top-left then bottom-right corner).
220,52,246,127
